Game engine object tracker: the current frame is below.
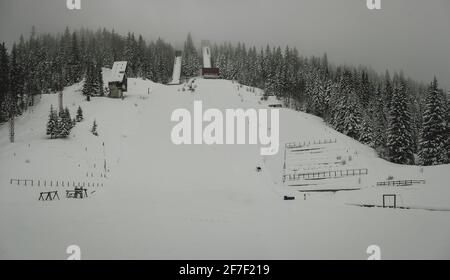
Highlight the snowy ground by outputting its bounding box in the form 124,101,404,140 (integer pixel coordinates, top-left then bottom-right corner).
1,76,450,259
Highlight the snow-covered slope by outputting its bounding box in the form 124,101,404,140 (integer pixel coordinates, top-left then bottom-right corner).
0,77,449,259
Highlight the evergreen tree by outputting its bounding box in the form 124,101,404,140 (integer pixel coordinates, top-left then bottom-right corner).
181,33,200,78
372,84,388,149
93,62,104,96
331,70,362,139
76,106,83,122
91,120,98,136
418,78,448,165
8,44,22,116
68,31,82,84
61,26,72,85
359,71,371,108
446,94,450,161
124,32,137,77
58,107,72,138
135,35,146,77
387,81,415,164
82,60,95,99
46,105,58,139
383,71,393,115
341,92,362,139
0,43,9,122
359,115,375,147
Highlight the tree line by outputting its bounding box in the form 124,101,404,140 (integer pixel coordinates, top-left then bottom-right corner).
0,28,448,165
0,26,175,124
205,42,449,166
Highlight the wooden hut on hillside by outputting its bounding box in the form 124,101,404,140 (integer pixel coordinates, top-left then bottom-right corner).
108,61,128,98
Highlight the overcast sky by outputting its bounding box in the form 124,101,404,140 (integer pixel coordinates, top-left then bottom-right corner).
0,0,449,89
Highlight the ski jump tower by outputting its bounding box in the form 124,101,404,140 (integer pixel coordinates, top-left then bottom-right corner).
202,41,212,68
201,40,219,79
169,50,182,85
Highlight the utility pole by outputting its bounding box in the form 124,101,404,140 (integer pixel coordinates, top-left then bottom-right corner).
283,144,287,183
9,114,14,143
9,93,15,143
58,91,63,113
103,142,107,176
58,71,64,112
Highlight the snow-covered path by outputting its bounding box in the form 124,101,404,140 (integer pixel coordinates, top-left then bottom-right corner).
1,78,450,259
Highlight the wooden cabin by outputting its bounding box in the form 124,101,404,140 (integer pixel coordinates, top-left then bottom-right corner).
108,61,128,98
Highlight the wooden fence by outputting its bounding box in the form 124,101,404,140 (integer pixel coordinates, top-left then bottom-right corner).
285,138,337,149
10,179,104,188
283,168,368,182
376,180,425,187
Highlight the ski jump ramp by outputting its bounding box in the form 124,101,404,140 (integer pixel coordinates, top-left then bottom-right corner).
202,46,212,68
169,55,182,85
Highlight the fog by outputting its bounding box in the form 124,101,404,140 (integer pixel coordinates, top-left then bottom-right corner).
1,0,449,88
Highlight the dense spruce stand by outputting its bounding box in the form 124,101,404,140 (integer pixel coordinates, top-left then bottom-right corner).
0,27,448,165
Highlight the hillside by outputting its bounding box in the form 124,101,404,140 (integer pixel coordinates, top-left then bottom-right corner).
0,76,449,259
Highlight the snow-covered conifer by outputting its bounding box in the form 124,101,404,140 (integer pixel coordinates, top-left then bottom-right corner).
387,81,414,164
419,78,448,165
76,106,83,122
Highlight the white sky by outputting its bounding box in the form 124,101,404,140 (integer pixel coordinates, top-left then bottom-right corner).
1,0,449,89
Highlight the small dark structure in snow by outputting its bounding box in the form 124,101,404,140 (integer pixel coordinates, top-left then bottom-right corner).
108,61,128,98
383,194,397,208
39,191,60,201
201,67,220,79
284,196,295,200
66,187,88,199
268,104,283,108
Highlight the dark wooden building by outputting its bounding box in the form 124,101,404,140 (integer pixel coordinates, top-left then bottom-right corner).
201,67,220,79
108,61,128,98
